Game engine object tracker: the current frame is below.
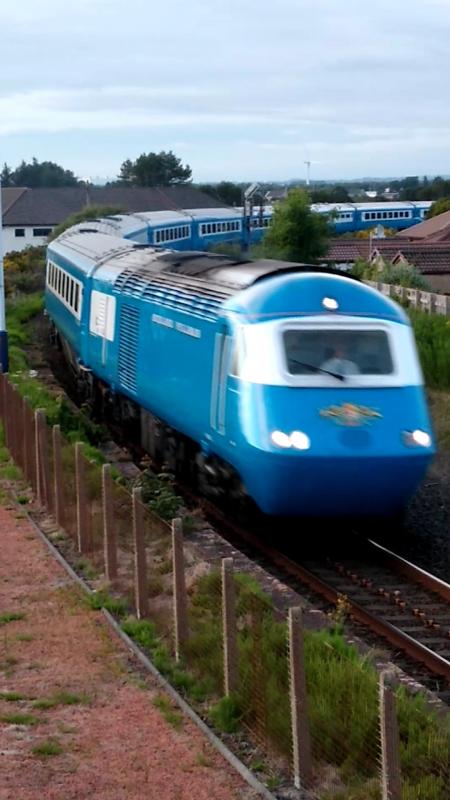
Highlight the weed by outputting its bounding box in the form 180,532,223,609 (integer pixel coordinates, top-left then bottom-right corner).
33,690,86,709
152,693,183,730
0,464,22,481
122,618,159,650
32,738,64,757
0,712,38,725
16,495,29,505
15,633,33,642
266,775,281,791
74,558,99,580
328,593,351,633
141,471,182,520
195,751,212,767
0,612,25,626
250,760,267,773
210,696,242,733
87,590,128,617
0,692,25,702
147,576,164,597
155,558,172,575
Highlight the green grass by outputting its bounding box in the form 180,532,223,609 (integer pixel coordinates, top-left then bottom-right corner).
32,738,64,757
74,558,99,581
87,589,129,618
33,690,86,710
410,310,450,389
0,691,26,702
0,712,38,725
0,612,25,626
0,463,22,481
152,693,183,730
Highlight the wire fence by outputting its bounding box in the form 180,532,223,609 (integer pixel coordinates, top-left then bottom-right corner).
0,372,448,799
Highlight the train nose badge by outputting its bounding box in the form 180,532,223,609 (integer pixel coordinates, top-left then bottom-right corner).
320,402,382,426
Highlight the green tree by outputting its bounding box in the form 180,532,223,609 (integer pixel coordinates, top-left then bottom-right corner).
1,163,13,187
48,205,122,241
10,158,79,188
310,184,351,203
197,181,243,206
260,188,330,263
427,197,450,218
118,151,191,187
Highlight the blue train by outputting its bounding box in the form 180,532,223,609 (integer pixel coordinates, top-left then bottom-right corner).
315,200,432,235
45,225,435,518
74,200,431,255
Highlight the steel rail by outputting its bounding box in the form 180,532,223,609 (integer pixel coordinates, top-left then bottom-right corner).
368,539,450,604
205,513,450,683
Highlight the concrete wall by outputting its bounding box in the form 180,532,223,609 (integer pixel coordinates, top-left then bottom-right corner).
366,280,450,315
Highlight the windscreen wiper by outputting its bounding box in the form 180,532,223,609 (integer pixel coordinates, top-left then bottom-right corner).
289,359,346,382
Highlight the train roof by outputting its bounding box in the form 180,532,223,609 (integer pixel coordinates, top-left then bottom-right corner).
312,201,433,213
48,229,407,324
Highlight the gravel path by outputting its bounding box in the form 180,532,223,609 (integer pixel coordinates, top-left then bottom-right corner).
0,505,253,800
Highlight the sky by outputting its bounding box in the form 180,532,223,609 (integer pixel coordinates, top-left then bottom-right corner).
1,0,450,184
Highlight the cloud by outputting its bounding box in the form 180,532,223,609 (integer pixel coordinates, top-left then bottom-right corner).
1,0,450,179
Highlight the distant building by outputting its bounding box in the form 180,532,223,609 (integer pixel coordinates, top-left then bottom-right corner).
1,185,224,253
324,235,450,293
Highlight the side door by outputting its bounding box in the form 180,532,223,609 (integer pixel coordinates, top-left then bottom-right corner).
210,323,232,437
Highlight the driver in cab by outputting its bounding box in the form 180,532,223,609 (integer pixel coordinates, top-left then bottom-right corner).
321,345,360,376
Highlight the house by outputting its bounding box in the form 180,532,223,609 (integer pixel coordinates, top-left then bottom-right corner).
395,209,450,242
324,237,450,292
1,185,224,254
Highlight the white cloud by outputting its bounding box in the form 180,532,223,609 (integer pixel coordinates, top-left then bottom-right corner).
1,0,450,179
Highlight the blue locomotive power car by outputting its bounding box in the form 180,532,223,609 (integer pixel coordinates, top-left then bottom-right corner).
45,227,435,518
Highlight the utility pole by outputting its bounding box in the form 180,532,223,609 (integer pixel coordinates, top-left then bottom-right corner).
0,179,9,373
242,182,260,252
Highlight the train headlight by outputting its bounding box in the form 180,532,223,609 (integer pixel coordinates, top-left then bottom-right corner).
270,430,311,450
290,431,311,450
403,429,432,448
322,296,339,311
271,430,291,448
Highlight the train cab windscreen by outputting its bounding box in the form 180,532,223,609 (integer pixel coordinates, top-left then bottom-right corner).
283,329,394,376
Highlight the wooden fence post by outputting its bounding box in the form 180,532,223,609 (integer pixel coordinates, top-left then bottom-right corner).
22,397,30,483
380,673,402,800
3,378,10,450
132,487,148,619
75,442,89,553
288,606,312,790
35,409,50,509
52,425,63,528
172,517,188,661
222,557,238,695
102,464,117,581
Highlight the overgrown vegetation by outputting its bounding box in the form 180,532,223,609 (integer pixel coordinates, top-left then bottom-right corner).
351,258,430,290
409,311,450,390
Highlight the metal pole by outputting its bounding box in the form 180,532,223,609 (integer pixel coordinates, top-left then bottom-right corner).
0,179,8,373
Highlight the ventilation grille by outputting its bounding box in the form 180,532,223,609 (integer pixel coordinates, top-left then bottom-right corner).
115,269,229,322
118,304,140,393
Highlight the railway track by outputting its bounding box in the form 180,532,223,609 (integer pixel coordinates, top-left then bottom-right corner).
189,496,450,699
